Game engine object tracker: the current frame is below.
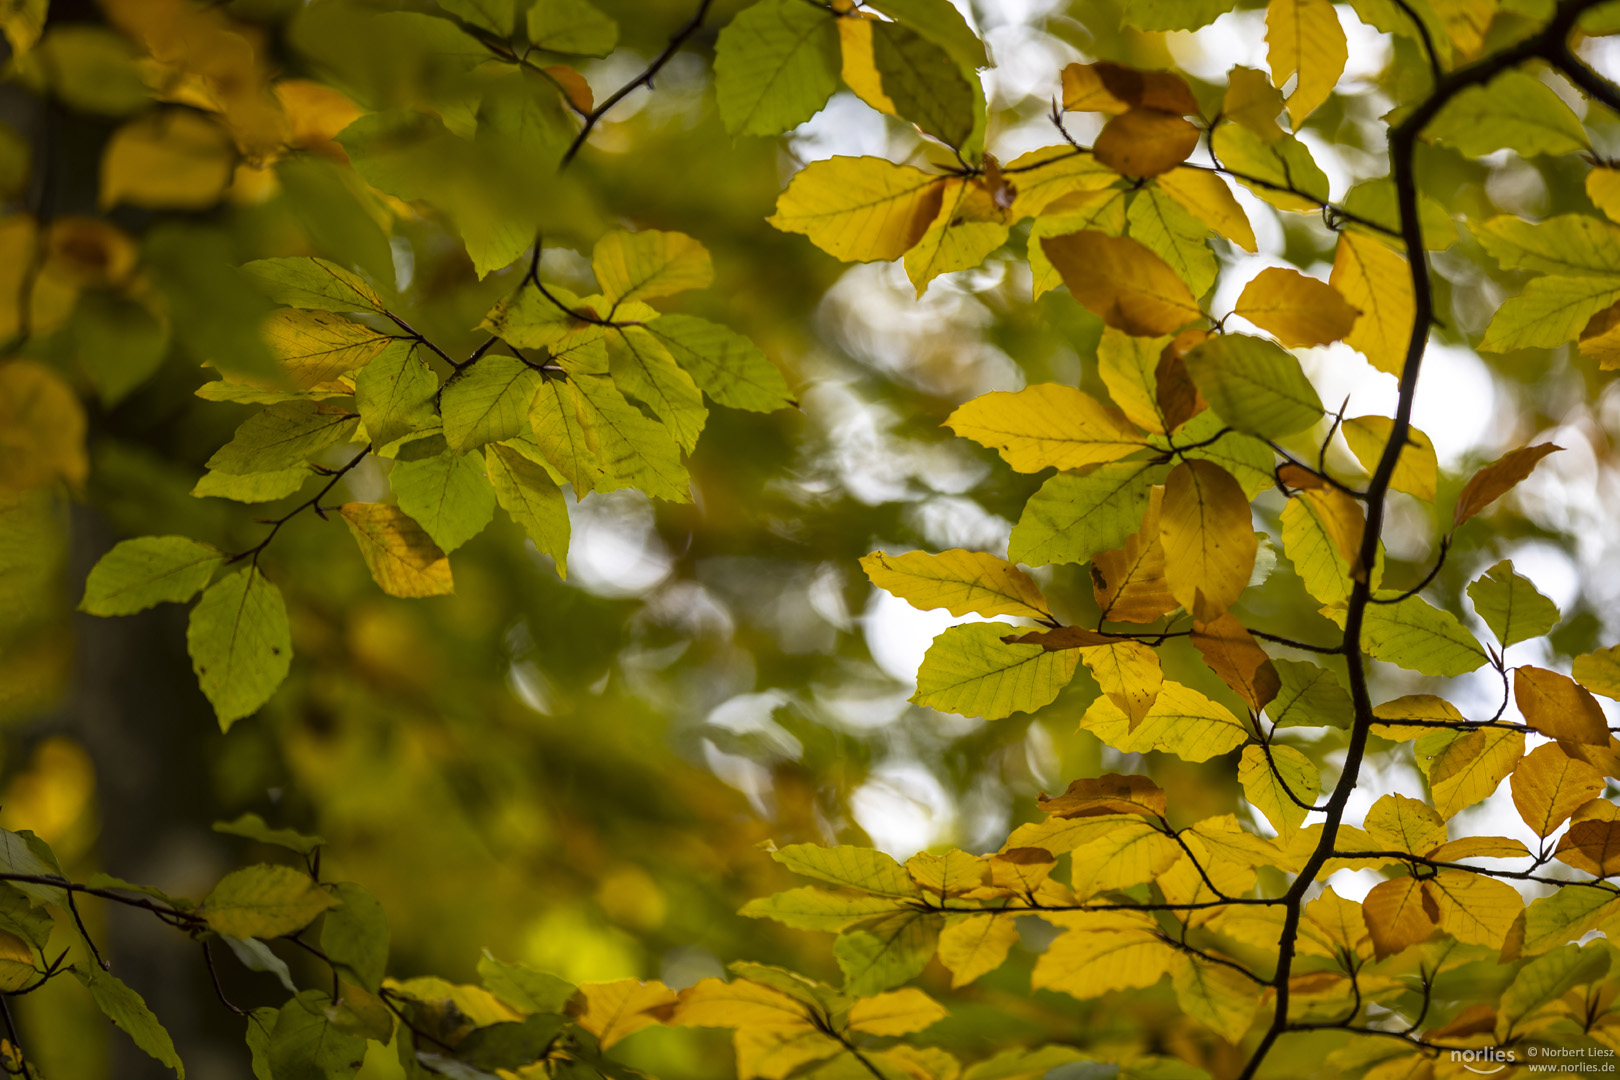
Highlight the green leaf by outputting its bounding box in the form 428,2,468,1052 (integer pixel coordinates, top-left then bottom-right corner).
1183,334,1324,439
1520,886,1620,955
607,327,707,452
355,340,439,451
191,468,310,504
1498,943,1612,1037
481,284,596,349
477,951,578,1014
1007,460,1167,567
322,882,390,994
1467,560,1560,649
1478,275,1620,352
741,887,913,932
0,883,56,949
571,374,690,502
457,1014,569,1070
770,843,920,897
1239,743,1318,833
1155,415,1276,500
870,20,978,149
441,0,515,35
1334,593,1488,677
205,402,361,475
912,622,1082,719
80,536,224,616
1123,0,1237,30
269,990,367,1080
187,568,293,729
247,1008,276,1080
527,0,616,55
485,444,570,576
1427,70,1590,158
525,377,604,495
714,0,840,137
202,864,337,939
0,830,67,907
1478,214,1620,277
390,445,496,554
441,357,544,454
866,0,987,70
78,966,185,1078
834,910,938,996
962,1046,1090,1080
1266,659,1352,728
1208,125,1329,211
1128,188,1217,296
643,314,794,413
212,812,326,856
241,257,385,314
1077,680,1248,762
262,309,393,389
592,229,713,305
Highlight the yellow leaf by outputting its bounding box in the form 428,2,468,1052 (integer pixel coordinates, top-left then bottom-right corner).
1078,639,1163,729
1431,0,1497,56
1303,886,1370,959
100,110,235,210
0,361,89,494
904,849,989,897
1027,188,1128,300
936,914,1019,988
1578,300,1620,369
202,864,338,939
1223,67,1286,140
734,1028,841,1080
1555,807,1620,876
944,382,1149,472
1428,836,1529,861
1159,460,1256,619
339,503,454,598
1037,773,1167,818
0,0,45,55
903,177,1012,294
1069,821,1182,898
674,977,817,1030
1589,166,1620,225
1233,267,1360,347
1078,680,1249,763
1361,876,1438,959
1330,232,1414,377
1040,230,1203,336
1280,487,1364,606
261,309,392,389
1363,793,1447,855
1094,109,1200,178
1424,870,1522,948
837,15,897,115
1032,927,1175,998
860,549,1050,620
1060,62,1199,115
1170,953,1260,1043
768,156,946,263
1574,644,1620,700
913,622,1082,720
1239,743,1318,833
1191,613,1281,709
572,979,677,1048
592,230,713,305
0,929,33,993
1371,695,1465,740
1453,443,1561,527
1155,168,1256,252
1003,146,1118,220
1340,416,1438,501
1512,743,1606,838
1096,328,1173,435
846,988,947,1036
988,847,1059,893
1266,0,1347,127
1515,667,1609,746
1091,485,1179,624
1430,727,1524,819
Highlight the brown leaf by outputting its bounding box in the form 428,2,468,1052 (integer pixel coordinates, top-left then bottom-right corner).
1191,613,1280,709
1514,666,1609,746
1040,231,1203,337
1453,443,1561,527
1094,109,1200,178
1037,773,1167,818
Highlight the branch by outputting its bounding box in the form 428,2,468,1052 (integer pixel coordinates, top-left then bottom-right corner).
1553,45,1620,114
227,444,373,567
1367,534,1452,605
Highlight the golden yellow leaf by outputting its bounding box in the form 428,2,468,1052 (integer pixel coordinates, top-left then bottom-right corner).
1078,680,1249,763
1094,109,1199,178
1077,639,1163,729
1156,168,1257,252
674,977,817,1031
1424,870,1522,948
1280,487,1364,606
1578,300,1620,369
1069,821,1182,898
339,503,454,598
1361,876,1438,959
261,309,392,389
1233,266,1360,347
1430,726,1524,819
0,931,35,993
275,79,364,157
1191,613,1280,709
1265,0,1347,127
1040,231,1203,337
1160,460,1256,620
1511,743,1605,838
0,361,89,494
1556,805,1620,876
1037,772,1167,818
1091,486,1179,624
1096,329,1173,435
1223,67,1286,139
904,177,1012,294
100,109,236,210
936,914,1019,988
1027,188,1128,300
1303,886,1369,958
1588,166,1620,225
1003,145,1118,220
1340,416,1438,501
1427,836,1529,861
1330,232,1414,377
861,549,1050,619
904,849,988,897
1363,793,1447,855
837,15,897,115
572,979,677,1048
767,156,945,263
988,847,1060,893
1574,644,1620,700
1170,952,1260,1043
592,229,713,306
1515,666,1608,746
1060,62,1199,115
846,987,947,1036
1238,743,1317,833
1032,926,1176,998
1453,443,1561,527
944,382,1150,472
1431,0,1496,56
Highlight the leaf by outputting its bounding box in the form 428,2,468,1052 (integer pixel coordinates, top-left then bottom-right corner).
769,156,944,263
340,503,455,598
1159,460,1256,619
354,341,438,451
1281,487,1364,606
1170,952,1259,1042
1040,231,1202,336
1425,870,1522,948
643,314,794,413
321,882,389,994
221,936,297,995
1208,124,1329,212
1234,267,1359,348
1069,822,1182,897
1427,70,1590,158
241,257,385,314
571,374,690,502
1039,773,1167,818
1095,109,1200,178
1091,485,1179,624
1353,593,1487,678
1515,666,1608,746
1429,727,1524,819
903,178,1010,293
741,888,911,932
206,402,361,475
1480,275,1620,352
1330,232,1414,377
80,536,224,616
1512,743,1605,838
937,914,1019,988
1574,644,1620,700
527,377,603,496
1268,659,1353,728
1061,61,1199,114
485,444,569,576
187,568,293,729
1126,187,1217,296
1498,943,1613,1038
860,549,1050,619
441,358,544,454
1341,416,1437,502
203,864,337,939
912,622,1080,720
1078,680,1249,763
477,952,577,1015
1008,460,1167,567
834,910,938,996
714,0,840,137
770,844,919,898
846,988,947,1036
1123,0,1237,29
1479,213,1620,277
1453,444,1561,526
1466,560,1559,648
1004,146,1118,220
212,813,326,856
262,309,392,388
527,0,617,56
1361,876,1438,959
1032,925,1176,998
1156,168,1256,252
867,19,978,149
592,230,712,306
1239,744,1318,833
192,468,311,504
1192,613,1280,709
1265,0,1347,126
572,979,676,1048
1183,334,1323,439
1077,639,1163,729
390,447,496,555
1027,189,1130,299
100,110,234,210
269,990,367,1080
1364,793,1447,854
78,967,184,1078
945,384,1150,472
607,327,707,452
866,0,987,70
1520,887,1620,956
674,975,817,1029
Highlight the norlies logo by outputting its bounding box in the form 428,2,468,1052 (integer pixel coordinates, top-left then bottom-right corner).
1452,1048,1519,1075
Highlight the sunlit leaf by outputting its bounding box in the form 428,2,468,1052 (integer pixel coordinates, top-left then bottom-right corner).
714,0,840,137
186,568,292,728
861,549,1050,619
1183,333,1324,439
912,622,1081,719
1041,230,1203,336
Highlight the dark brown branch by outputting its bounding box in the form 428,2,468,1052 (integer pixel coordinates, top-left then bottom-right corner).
1367,534,1452,605
228,444,372,567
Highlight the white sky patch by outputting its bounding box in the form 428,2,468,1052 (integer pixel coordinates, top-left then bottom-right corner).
852,761,957,856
